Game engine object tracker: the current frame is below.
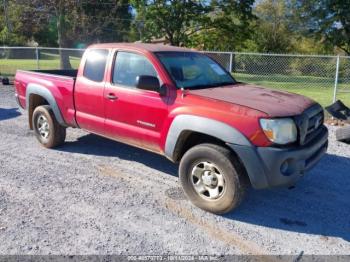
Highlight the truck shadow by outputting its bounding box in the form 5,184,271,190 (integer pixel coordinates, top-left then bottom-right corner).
58,133,178,177
58,134,350,241
225,153,350,241
0,108,21,121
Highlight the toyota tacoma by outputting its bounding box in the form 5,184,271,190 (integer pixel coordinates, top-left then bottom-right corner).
14,43,328,214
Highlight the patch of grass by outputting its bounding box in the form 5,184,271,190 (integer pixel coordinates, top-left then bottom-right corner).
0,57,81,77
234,72,350,107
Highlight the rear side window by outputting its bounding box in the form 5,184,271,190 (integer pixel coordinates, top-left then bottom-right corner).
112,51,157,88
83,49,109,82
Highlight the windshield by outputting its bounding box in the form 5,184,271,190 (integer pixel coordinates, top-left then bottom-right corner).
156,52,236,90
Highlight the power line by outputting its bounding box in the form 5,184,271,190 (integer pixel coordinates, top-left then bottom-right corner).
11,4,136,20
80,2,132,6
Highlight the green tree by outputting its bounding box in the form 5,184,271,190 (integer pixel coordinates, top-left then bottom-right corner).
18,0,79,68
131,0,211,46
15,0,132,48
296,0,350,55
205,0,255,51
79,0,132,44
253,0,292,53
248,0,333,54
17,0,133,68
0,0,27,45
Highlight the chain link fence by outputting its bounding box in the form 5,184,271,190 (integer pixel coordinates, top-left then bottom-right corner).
338,56,350,96
1,47,350,107
204,51,350,107
0,47,84,76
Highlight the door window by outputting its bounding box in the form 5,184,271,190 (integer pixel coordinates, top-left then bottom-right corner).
83,49,109,82
112,52,158,88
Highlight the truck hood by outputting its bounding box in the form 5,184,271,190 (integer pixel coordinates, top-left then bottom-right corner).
188,83,315,117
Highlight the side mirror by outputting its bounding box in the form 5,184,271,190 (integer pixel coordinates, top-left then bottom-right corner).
136,75,167,96
136,75,161,92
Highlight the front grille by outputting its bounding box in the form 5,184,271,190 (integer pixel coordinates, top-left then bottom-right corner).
295,104,324,145
305,110,324,144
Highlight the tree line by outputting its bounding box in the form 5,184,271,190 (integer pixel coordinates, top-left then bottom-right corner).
0,0,349,55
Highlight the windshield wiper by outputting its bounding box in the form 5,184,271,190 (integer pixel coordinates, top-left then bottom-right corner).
188,82,235,90
186,84,217,90
219,81,236,86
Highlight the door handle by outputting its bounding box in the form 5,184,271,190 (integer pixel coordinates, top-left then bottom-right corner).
107,93,118,100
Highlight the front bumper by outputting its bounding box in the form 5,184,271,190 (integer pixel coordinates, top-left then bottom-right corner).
229,125,328,189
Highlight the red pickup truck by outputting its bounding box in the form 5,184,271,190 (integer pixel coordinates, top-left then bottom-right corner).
14,43,328,214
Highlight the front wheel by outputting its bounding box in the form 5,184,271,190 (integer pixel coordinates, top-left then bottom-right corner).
179,143,248,214
32,105,66,148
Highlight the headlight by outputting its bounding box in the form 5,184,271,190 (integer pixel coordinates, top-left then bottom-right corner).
260,118,297,145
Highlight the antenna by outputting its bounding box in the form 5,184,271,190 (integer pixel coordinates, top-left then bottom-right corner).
181,87,185,98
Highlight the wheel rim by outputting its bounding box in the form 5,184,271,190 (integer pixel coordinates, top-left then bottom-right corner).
190,161,226,200
36,115,50,139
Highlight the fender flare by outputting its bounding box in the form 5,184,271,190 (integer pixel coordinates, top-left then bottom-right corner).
164,114,251,160
26,83,66,126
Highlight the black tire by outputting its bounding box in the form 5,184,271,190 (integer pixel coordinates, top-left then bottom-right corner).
2,77,10,85
179,143,248,214
336,125,350,143
32,105,66,148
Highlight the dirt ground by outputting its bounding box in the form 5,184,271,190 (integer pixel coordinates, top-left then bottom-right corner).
0,84,349,256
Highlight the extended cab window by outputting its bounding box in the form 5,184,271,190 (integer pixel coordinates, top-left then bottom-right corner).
113,52,158,87
83,49,109,82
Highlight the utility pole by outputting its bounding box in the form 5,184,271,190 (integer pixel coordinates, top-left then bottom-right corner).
2,0,12,32
137,21,144,41
2,0,8,44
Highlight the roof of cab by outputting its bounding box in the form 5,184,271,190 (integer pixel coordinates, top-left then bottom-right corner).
87,42,197,53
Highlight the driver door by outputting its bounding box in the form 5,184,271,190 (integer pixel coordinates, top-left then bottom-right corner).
104,51,169,153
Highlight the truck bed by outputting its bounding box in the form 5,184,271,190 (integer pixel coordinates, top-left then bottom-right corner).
14,69,77,127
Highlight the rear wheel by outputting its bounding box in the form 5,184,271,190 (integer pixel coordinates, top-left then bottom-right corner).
32,105,66,148
179,143,247,214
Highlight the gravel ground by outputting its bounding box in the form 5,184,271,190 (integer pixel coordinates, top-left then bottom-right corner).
0,84,349,256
